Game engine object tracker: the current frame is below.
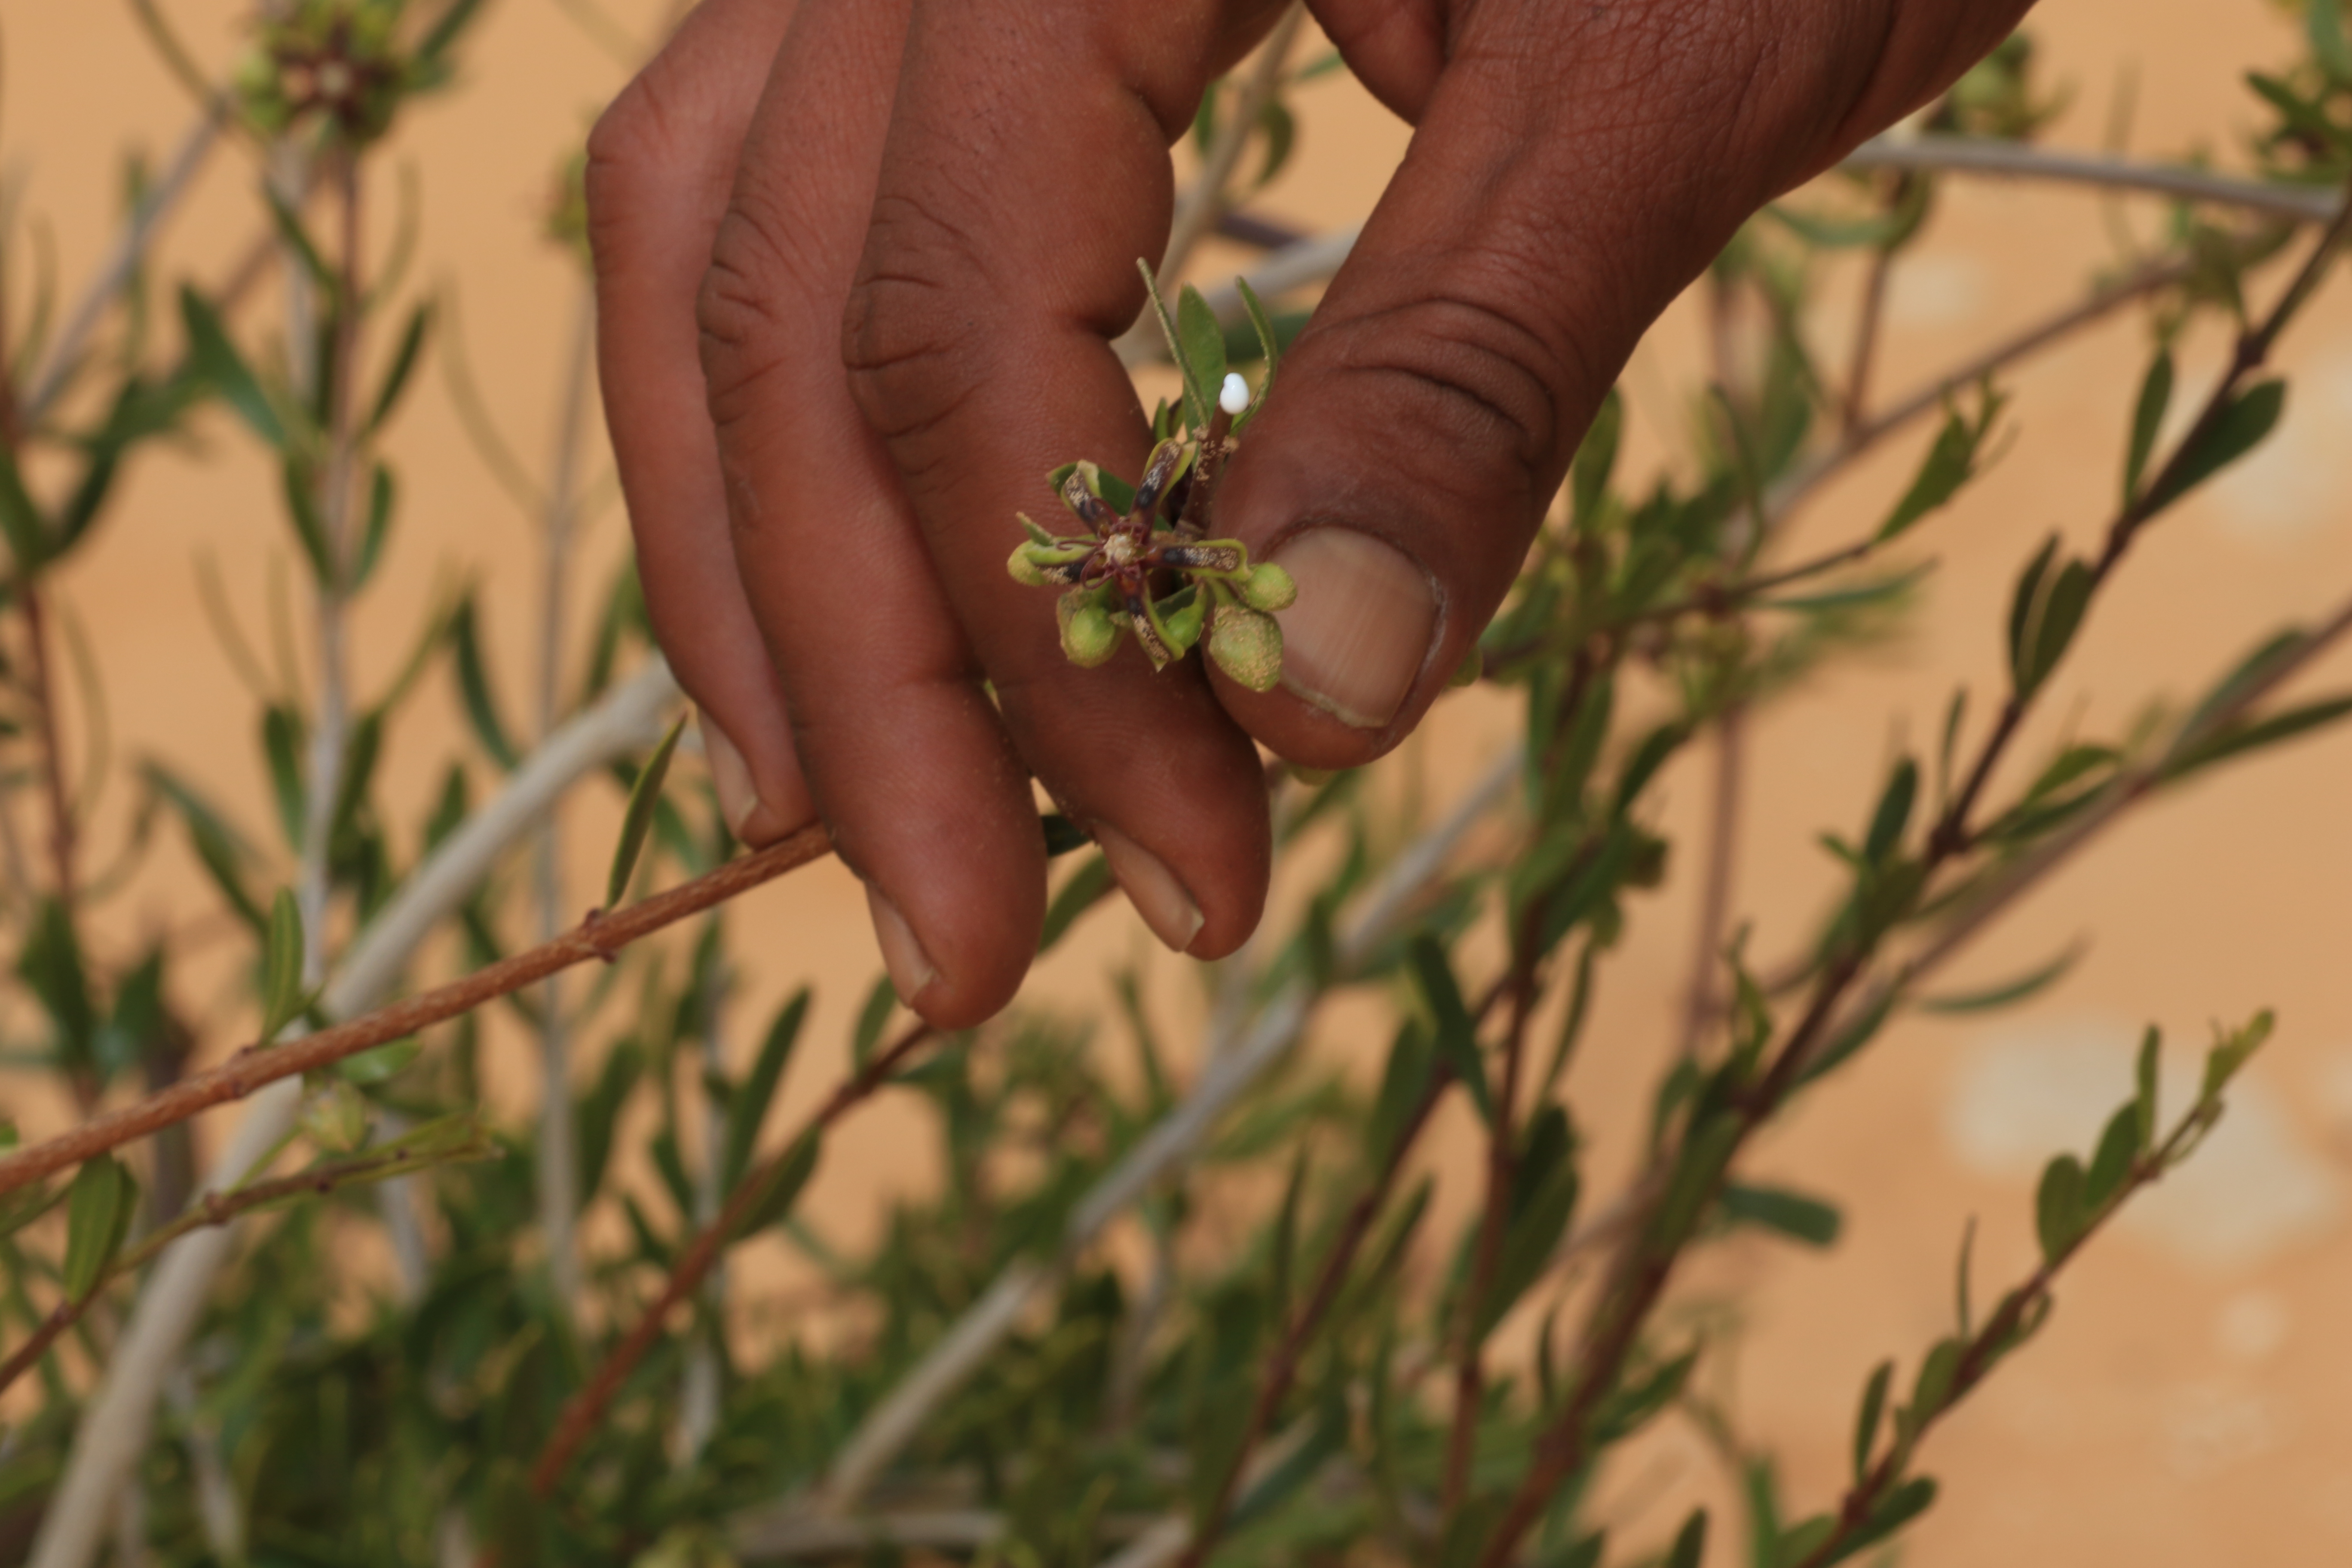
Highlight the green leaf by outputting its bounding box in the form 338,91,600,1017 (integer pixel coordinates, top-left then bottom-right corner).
2033,1153,2085,1265
605,710,688,907
851,974,897,1067
365,301,434,434
2199,1009,2274,1102
1592,1347,1697,1442
1955,1213,1977,1338
2315,0,2352,83
260,888,309,1041
1409,935,1490,1127
1918,940,2082,1014
723,989,808,1190
1176,282,1228,418
1478,1134,1579,1338
261,704,306,849
733,1134,821,1240
1235,275,1283,383
1850,1475,1938,1556
1366,1019,1435,1166
1663,1508,1707,1568
18,897,98,1065
2142,379,2285,518
2015,557,2094,699
2004,534,2058,689
144,764,266,931
339,1037,420,1085
2167,693,2352,781
352,464,397,590
1907,1336,1962,1427
1875,404,1984,542
180,285,286,448
1775,1516,1836,1568
449,597,520,769
1853,1360,1893,1484
62,1154,137,1301
2134,1025,2161,1147
2121,348,2173,506
1862,757,1917,864
1721,1182,1841,1247
1654,1111,1742,1249
1136,260,1208,431
279,457,337,587
2083,1102,2141,1212
1038,851,1113,952
0,445,53,571
1571,388,1622,527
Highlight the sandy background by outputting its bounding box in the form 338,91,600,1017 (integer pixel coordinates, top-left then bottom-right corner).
6,0,2352,1560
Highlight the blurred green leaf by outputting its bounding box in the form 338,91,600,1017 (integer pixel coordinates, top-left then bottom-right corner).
2142,379,2285,518
723,989,808,1190
1409,935,1489,1126
1876,395,2000,543
1853,1359,1893,1484
2033,1153,2085,1265
851,974,896,1068
1918,941,2082,1014
2122,348,2174,506
1721,1182,1841,1248
260,888,309,1042
605,710,687,907
2083,1102,2140,1212
180,285,286,448
62,1154,137,1301
366,300,434,435
1664,1509,1708,1568
18,898,97,1067
449,596,520,770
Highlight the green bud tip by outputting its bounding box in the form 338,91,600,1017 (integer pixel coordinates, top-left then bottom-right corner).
1242,562,1297,612
1061,602,1119,668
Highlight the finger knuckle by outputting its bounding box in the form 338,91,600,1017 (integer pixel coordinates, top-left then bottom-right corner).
583,71,685,270
839,192,992,455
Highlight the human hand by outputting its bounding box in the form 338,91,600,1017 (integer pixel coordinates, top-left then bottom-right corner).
587,0,2032,1027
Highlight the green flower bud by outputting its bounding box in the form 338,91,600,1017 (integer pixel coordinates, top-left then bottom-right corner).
1060,597,1120,667
1207,605,1283,692
1161,593,1206,653
1008,542,1050,587
299,1076,372,1154
1241,562,1297,612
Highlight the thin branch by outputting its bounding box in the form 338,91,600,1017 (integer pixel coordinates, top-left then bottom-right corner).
803,751,1519,1517
530,1020,939,1496
1673,706,1744,1063
1841,134,2341,224
24,660,680,1568
0,825,827,1199
21,110,223,426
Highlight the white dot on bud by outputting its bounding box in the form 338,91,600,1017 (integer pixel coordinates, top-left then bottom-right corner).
1219,373,1251,416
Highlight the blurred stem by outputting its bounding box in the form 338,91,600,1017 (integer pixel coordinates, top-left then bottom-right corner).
676,919,729,1465
534,283,597,1323
1842,134,2342,224
1842,245,1895,437
1673,705,1745,1062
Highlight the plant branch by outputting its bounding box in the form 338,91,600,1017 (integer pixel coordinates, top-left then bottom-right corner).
1841,134,2342,224
0,1128,492,1398
24,658,681,1568
530,1020,939,1496
802,750,1519,1517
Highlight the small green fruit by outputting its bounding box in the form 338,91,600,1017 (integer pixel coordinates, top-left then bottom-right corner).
1208,605,1283,692
1060,598,1120,667
1242,562,1297,612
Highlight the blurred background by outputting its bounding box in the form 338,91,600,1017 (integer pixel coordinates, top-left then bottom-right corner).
6,0,2352,1561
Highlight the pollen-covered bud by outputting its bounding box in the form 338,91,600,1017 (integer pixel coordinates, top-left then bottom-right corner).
1059,595,1120,667
1241,562,1297,611
1207,605,1283,692
299,1076,372,1154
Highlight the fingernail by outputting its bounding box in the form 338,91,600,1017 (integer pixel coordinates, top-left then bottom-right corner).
1269,528,1437,729
699,713,762,838
864,883,939,1004
1092,824,1204,954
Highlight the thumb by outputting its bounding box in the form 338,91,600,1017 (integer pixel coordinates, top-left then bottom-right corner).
1211,0,2027,766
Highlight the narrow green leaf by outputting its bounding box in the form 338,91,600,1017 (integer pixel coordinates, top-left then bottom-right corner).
352,464,396,591
2167,693,2352,780
1721,1182,1841,1247
449,597,520,769
2314,0,2352,82
144,764,266,931
1852,1475,1939,1555
2121,348,2174,506
260,888,309,1041
2142,380,2285,518
1269,1146,1306,1325
1863,757,1918,864
2199,1008,2274,1102
1853,1360,1893,1484
1663,1508,1707,1568
2134,1025,2161,1147
851,974,897,1067
62,1155,137,1301
1776,1517,1836,1568
1571,388,1622,527
1876,407,1978,542
2033,1153,2085,1265
18,898,98,1063
2005,534,2058,688
604,710,688,907
723,989,809,1189
0,445,54,571
732,1133,821,1240
278,457,337,587
2083,1102,2141,1212
365,301,434,434
1235,274,1283,382
1955,1214,1977,1339
1918,940,2082,1014
1038,851,1114,952
1409,935,1490,1126
1176,282,1228,420
1136,260,1208,430
1366,1018,1435,1166
180,285,286,448
1908,1336,1962,1426
2019,558,2094,698
1653,1111,1742,1249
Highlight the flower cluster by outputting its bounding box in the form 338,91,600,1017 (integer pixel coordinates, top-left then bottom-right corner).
235,0,440,147
1008,372,1295,690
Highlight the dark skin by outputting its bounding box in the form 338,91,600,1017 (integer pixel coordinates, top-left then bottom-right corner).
587,0,2035,1028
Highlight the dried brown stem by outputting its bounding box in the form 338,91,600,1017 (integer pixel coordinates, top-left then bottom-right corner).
0,827,833,1198
530,1019,940,1497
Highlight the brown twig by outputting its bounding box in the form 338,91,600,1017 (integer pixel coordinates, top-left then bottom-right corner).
0,1130,492,1398
0,827,833,1198
530,1018,940,1497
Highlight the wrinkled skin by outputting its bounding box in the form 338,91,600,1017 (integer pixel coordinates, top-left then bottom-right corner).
587,0,2035,1027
